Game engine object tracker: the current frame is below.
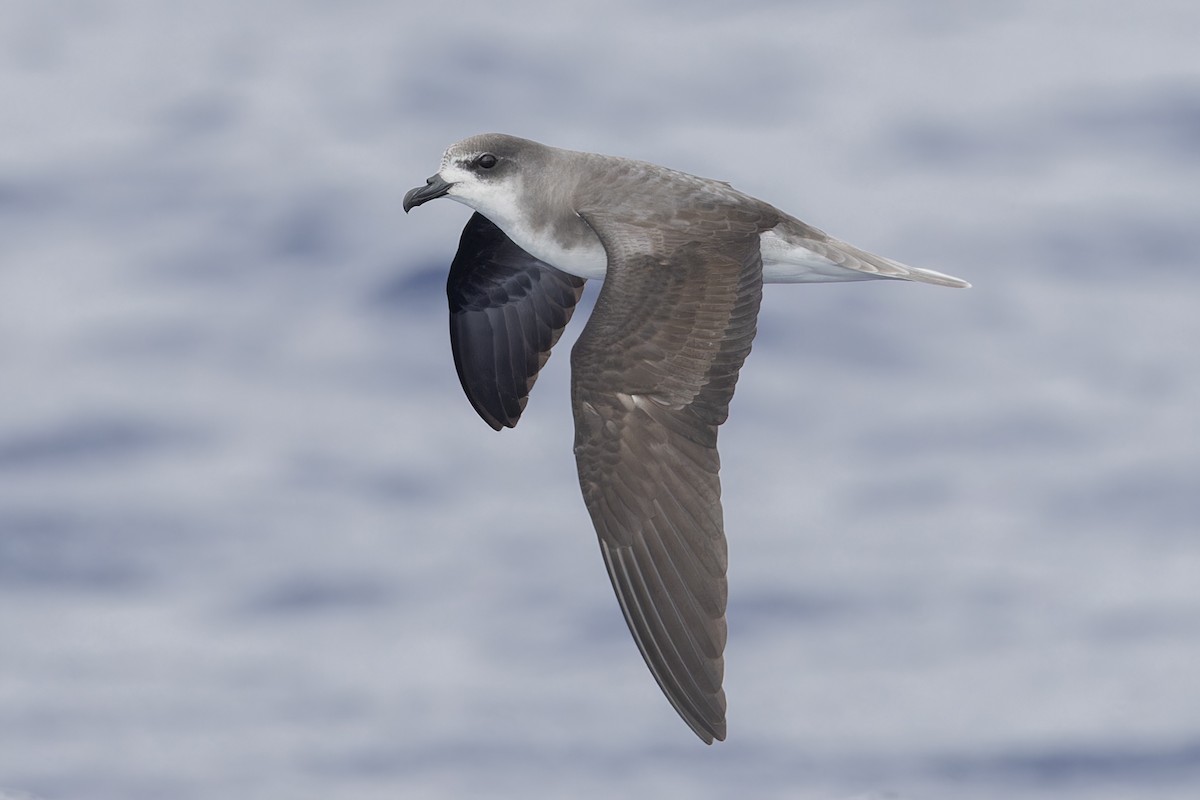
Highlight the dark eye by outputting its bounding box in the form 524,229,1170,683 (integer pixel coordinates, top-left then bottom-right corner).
476,153,498,169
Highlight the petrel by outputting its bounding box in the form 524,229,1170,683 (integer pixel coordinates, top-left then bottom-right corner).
404,133,969,743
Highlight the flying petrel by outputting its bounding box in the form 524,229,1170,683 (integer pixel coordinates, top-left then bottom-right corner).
403,133,969,743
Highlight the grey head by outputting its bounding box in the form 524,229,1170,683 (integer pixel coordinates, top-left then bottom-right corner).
403,133,554,229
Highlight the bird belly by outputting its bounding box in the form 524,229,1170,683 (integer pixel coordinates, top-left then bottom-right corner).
503,222,886,284
505,218,609,280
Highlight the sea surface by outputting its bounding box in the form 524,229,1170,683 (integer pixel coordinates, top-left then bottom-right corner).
2,2,1199,798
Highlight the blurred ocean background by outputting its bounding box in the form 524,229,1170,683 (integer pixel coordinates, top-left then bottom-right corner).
2,1,1199,798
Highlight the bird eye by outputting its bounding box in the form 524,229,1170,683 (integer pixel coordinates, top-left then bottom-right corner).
476,153,498,169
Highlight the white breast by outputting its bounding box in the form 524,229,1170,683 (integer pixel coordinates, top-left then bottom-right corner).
513,220,609,280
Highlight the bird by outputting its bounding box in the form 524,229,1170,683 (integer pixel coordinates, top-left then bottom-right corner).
403,133,969,744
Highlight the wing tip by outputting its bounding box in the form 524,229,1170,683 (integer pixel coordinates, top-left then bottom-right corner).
472,404,518,431
689,717,727,745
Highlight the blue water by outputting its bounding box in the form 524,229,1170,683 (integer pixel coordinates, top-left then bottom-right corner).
2,2,1199,798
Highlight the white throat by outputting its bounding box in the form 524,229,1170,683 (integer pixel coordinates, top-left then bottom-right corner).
445,169,608,280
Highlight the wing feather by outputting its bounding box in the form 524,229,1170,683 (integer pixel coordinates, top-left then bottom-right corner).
570,202,771,743
447,213,586,429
